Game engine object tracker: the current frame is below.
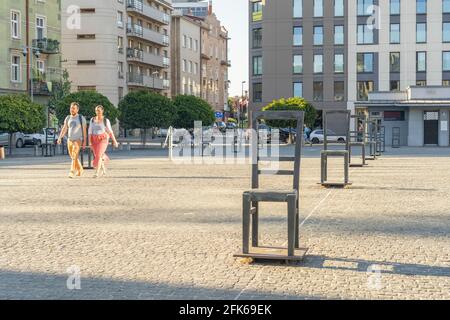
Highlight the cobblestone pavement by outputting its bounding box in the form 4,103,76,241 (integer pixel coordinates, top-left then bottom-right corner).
0,149,449,300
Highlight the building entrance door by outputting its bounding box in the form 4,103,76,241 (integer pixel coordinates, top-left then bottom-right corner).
424,111,439,145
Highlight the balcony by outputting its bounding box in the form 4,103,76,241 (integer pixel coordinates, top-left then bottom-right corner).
31,68,62,95
126,23,170,46
126,47,166,68
127,73,164,90
32,38,60,54
126,0,170,25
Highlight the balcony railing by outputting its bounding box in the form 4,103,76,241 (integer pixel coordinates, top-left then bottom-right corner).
127,73,164,90
127,47,167,68
127,47,144,60
126,0,170,25
127,23,169,46
32,38,60,54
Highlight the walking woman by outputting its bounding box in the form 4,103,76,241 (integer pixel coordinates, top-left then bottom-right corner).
89,105,118,178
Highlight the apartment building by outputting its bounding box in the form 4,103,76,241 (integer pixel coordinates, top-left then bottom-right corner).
0,0,62,105
249,0,450,146
199,12,230,112
61,0,172,107
171,12,202,96
173,0,210,18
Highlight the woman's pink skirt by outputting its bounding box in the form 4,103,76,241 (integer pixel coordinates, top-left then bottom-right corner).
91,134,110,168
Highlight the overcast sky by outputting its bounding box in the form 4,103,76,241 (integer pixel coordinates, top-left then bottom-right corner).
212,0,249,97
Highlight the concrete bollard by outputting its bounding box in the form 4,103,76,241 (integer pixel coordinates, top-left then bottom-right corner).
126,142,131,151
0,146,5,160
34,145,39,157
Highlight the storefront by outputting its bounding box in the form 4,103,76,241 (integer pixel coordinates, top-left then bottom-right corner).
354,87,450,147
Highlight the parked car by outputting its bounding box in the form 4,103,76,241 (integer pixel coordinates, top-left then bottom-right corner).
258,124,272,143
310,129,346,144
24,129,56,146
226,122,237,130
279,128,297,143
0,132,26,148
214,121,227,132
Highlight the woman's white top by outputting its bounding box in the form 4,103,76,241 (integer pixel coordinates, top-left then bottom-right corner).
89,118,113,135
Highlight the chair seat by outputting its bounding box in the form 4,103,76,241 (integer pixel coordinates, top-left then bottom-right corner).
321,150,349,156
244,189,297,202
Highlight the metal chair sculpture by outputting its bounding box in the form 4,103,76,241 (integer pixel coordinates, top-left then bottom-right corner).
234,111,308,262
320,110,351,187
349,114,366,167
366,119,378,160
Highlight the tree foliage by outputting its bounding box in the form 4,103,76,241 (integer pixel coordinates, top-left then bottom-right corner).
55,90,119,124
118,91,174,130
172,95,215,129
0,94,46,134
262,97,317,128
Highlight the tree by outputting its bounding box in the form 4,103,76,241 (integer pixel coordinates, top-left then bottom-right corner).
172,95,215,129
118,91,174,144
48,69,71,127
262,97,317,129
55,90,119,125
0,94,46,154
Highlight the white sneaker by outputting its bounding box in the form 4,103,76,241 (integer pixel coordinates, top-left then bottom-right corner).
68,171,75,179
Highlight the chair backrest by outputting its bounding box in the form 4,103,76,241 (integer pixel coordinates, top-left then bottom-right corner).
251,111,305,191
350,114,367,143
323,110,351,151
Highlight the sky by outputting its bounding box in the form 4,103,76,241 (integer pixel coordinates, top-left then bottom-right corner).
212,0,249,97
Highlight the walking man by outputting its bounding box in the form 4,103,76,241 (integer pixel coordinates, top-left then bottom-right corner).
57,102,87,178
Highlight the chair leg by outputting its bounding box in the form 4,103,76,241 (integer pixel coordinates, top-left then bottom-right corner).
362,145,366,165
287,195,296,257
344,153,349,184
320,154,325,184
251,202,259,247
242,193,251,254
295,205,299,249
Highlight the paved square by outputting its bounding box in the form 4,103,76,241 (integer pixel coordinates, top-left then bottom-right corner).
0,148,449,299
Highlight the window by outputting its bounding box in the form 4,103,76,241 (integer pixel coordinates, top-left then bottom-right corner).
416,80,427,86
314,0,323,17
194,40,198,51
443,52,450,71
357,81,373,101
390,0,400,15
11,10,20,39
416,51,426,72
335,0,344,17
334,81,345,101
314,54,323,73
253,83,262,102
335,25,344,45
78,34,96,39
183,35,187,48
293,55,303,74
253,56,263,76
117,11,123,27
313,82,323,101
314,26,323,45
293,0,302,18
357,0,374,16
334,54,344,73
293,82,303,97
252,1,263,22
357,53,374,73
293,27,303,46
252,28,262,48
357,24,374,44
77,60,96,65
416,23,427,43
182,59,186,72
444,0,450,13
36,60,45,75
443,23,450,42
416,0,427,14
11,55,20,82
36,16,46,40
390,81,400,91
390,52,400,72
390,24,400,44
443,80,450,86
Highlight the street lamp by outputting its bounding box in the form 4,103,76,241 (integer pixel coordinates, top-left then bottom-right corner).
22,46,41,102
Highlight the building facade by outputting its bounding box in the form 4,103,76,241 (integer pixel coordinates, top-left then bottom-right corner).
61,0,172,107
170,12,201,96
173,0,209,17
249,0,450,145
199,12,230,112
0,0,62,105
